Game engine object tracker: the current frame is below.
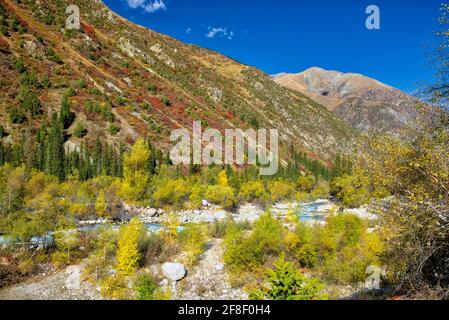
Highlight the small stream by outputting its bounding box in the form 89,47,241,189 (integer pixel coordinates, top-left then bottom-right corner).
0,201,331,246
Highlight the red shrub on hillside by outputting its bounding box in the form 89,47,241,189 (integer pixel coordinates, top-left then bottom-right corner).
81,22,96,38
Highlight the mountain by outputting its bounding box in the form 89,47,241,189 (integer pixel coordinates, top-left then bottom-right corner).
0,0,357,164
273,67,423,133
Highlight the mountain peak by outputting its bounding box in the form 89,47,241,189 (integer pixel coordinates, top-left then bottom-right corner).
274,67,421,133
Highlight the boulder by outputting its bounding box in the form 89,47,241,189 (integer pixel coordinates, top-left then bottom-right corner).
234,212,260,224
215,263,225,271
162,263,187,281
215,211,228,221
201,200,209,207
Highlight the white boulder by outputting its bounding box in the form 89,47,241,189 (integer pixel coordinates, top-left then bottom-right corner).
162,263,187,281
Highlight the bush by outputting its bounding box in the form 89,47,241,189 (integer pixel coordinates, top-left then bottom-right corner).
179,224,208,267
108,123,120,135
46,48,62,64
153,179,190,208
116,218,145,276
330,175,369,208
146,83,157,92
315,214,382,285
73,122,87,138
249,255,327,300
21,89,41,116
297,175,316,192
238,180,268,203
206,185,235,209
14,59,26,73
100,274,129,300
142,232,177,265
161,96,170,106
224,213,284,273
267,180,295,203
209,219,229,239
9,107,27,124
134,273,157,300
77,79,87,89
51,231,82,268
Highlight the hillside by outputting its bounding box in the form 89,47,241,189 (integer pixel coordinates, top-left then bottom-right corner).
273,67,424,133
0,0,357,164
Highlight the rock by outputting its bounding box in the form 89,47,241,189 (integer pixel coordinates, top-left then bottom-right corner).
201,200,209,207
147,208,157,216
234,212,260,224
215,263,225,271
215,211,228,221
162,263,187,281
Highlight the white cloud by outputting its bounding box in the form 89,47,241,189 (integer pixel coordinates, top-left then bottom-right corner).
143,0,167,13
206,26,234,40
126,0,145,8
186,27,192,34
126,0,167,13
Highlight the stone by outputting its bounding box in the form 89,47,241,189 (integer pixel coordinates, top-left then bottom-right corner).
162,263,187,281
215,263,225,271
235,212,260,224
201,200,209,207
147,208,157,216
215,211,228,221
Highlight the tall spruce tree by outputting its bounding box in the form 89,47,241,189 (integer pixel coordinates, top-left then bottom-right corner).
46,113,65,181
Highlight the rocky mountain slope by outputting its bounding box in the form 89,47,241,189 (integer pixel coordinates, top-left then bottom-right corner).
273,67,423,133
0,0,356,163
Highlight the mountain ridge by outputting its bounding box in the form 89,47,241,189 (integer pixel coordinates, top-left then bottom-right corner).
273,67,423,133
0,0,357,165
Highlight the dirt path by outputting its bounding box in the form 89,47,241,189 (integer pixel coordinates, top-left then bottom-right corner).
177,239,248,300
0,264,102,300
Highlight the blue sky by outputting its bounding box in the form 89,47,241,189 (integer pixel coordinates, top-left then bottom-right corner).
103,0,444,93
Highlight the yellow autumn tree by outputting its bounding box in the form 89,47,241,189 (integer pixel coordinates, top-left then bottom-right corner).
95,191,108,217
116,218,145,276
119,138,150,203
217,170,229,187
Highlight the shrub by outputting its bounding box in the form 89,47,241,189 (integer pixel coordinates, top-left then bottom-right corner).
179,224,208,267
224,213,283,273
14,59,26,73
77,79,87,89
330,175,369,208
297,175,316,192
134,273,157,300
116,218,145,276
73,122,87,138
161,96,170,106
206,185,235,209
146,83,157,92
153,179,190,208
249,255,327,300
315,214,382,285
108,123,120,135
46,48,62,64
142,232,177,265
209,219,229,239
9,107,27,124
0,25,8,36
238,180,268,203
95,191,109,217
100,274,129,300
267,180,295,203
21,89,41,116
51,231,82,268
